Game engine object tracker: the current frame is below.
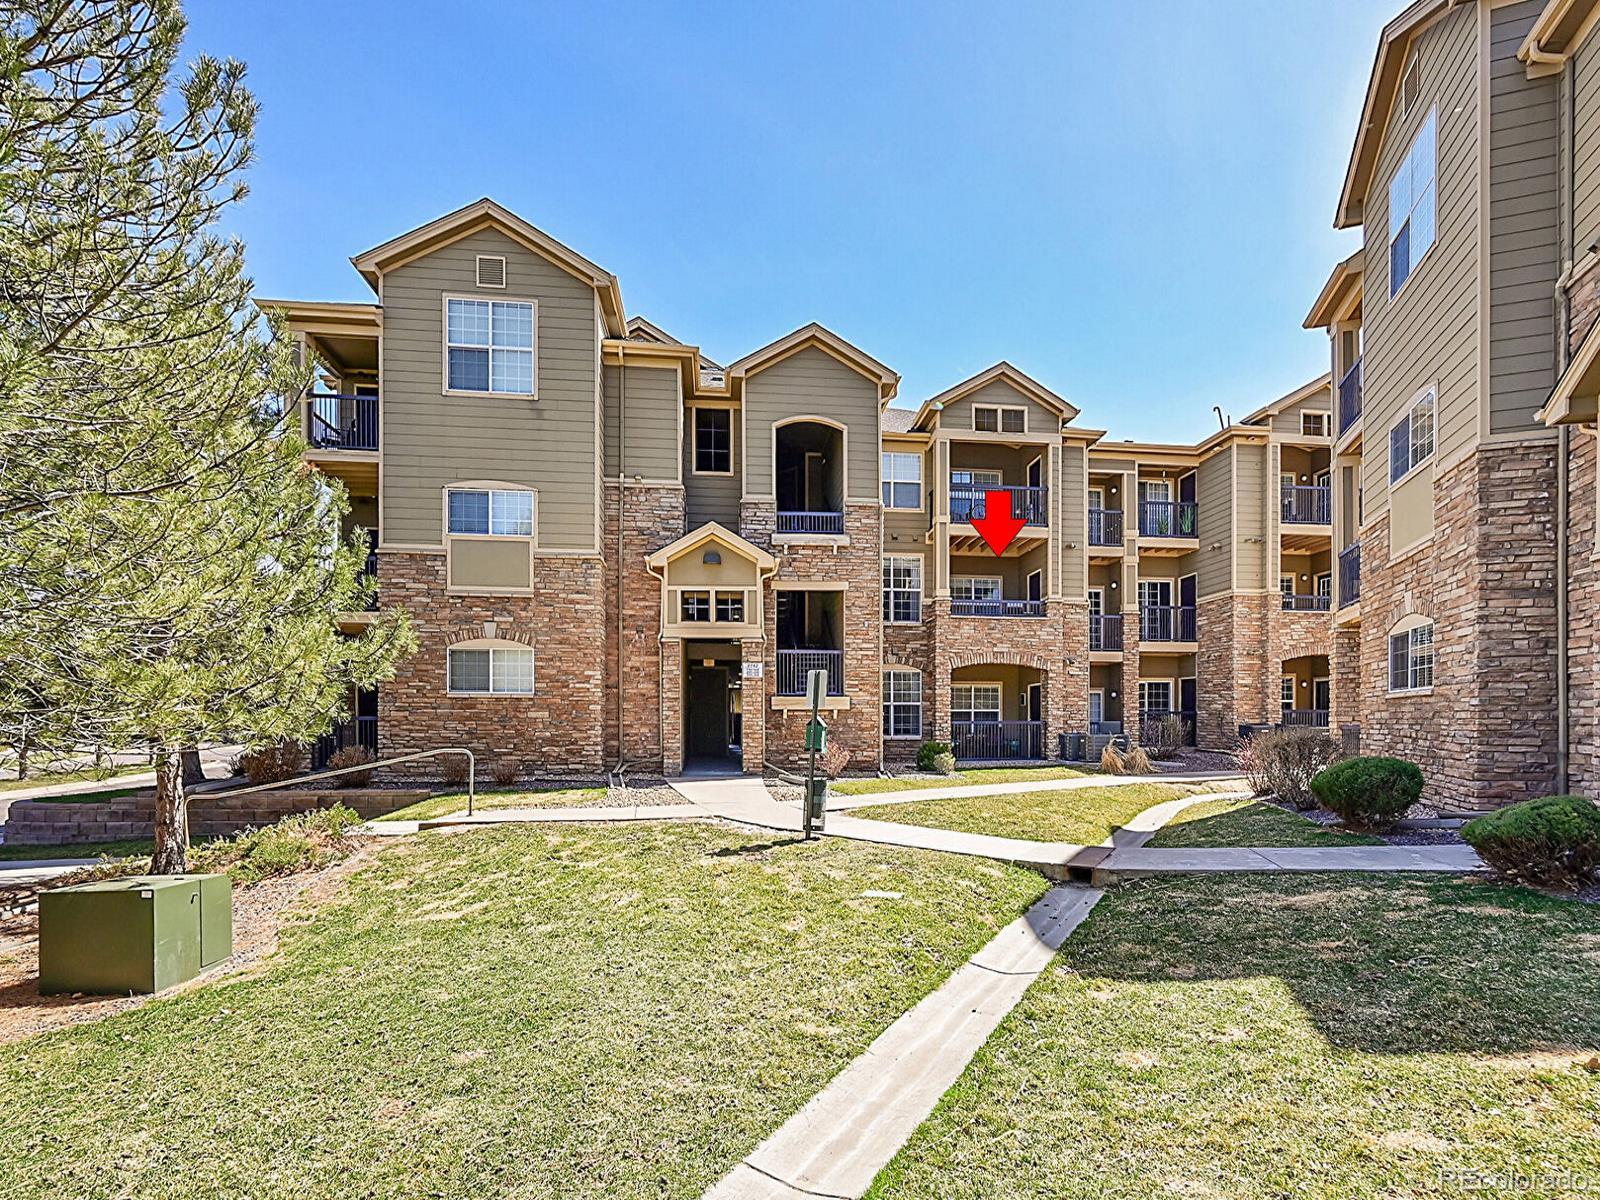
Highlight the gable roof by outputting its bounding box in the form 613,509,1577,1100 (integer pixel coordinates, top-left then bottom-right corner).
644,522,777,572
1303,252,1365,329
1336,0,1461,229
909,362,1078,431
1519,0,1600,76
350,198,625,336
625,316,681,345
727,323,899,401
1240,374,1335,426
882,407,917,434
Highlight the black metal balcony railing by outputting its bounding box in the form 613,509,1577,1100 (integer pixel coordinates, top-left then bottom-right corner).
1141,710,1198,747
1141,604,1196,642
950,485,1048,526
1138,500,1198,538
306,394,379,452
950,598,1046,617
1339,543,1361,608
311,715,378,771
361,549,379,612
1089,613,1124,651
952,720,1044,761
1089,507,1123,546
775,649,844,696
1281,593,1331,612
1281,484,1331,525
1281,709,1331,728
1338,357,1362,435
775,511,845,535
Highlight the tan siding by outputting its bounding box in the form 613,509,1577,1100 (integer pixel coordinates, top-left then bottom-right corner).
1234,443,1267,586
381,228,598,548
1264,385,1333,435
1060,443,1087,597
1575,40,1600,257
684,405,742,529
1489,1,1560,435
939,379,1060,435
1195,451,1233,595
598,363,678,479
1360,4,1479,517
742,346,880,499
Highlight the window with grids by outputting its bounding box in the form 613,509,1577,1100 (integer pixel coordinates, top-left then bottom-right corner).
715,591,744,622
447,645,535,695
446,298,534,394
1388,109,1436,297
1389,388,1435,483
973,405,1026,433
1139,680,1173,715
1388,621,1435,692
882,556,922,623
1281,676,1295,715
447,488,534,536
882,670,923,738
694,408,732,473
952,576,1002,602
1301,412,1329,438
881,452,922,508
951,684,1001,723
680,591,711,622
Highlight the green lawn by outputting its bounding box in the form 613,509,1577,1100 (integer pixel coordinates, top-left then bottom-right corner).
851,782,1200,844
0,823,1045,1200
378,786,608,822
869,873,1600,1200
831,765,1092,796
1147,794,1383,848
0,839,153,861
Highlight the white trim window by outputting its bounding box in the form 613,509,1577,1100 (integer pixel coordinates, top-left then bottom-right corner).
448,644,535,695
951,683,1002,723
1388,108,1436,297
973,405,1027,434
1139,679,1173,715
882,556,922,623
693,408,732,474
951,576,1002,603
446,297,535,395
1281,675,1295,717
1301,411,1329,438
1389,387,1436,483
881,451,922,509
882,670,923,738
447,488,534,536
1389,621,1436,692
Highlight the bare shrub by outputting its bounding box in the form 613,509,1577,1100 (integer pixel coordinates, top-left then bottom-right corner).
440,753,471,787
240,743,302,785
1238,728,1343,810
1148,714,1186,759
325,745,376,788
490,758,521,787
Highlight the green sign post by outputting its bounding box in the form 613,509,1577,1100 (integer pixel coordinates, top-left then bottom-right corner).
803,668,829,839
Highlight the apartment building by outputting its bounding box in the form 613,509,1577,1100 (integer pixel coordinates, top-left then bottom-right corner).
263,199,1339,780
1304,0,1600,810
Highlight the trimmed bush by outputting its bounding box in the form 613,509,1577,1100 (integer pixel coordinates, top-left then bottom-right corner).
931,751,956,776
1462,795,1600,890
326,745,376,788
916,741,952,772
1239,728,1344,810
1309,755,1423,830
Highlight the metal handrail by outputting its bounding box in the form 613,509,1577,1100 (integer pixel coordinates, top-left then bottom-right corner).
209,746,479,814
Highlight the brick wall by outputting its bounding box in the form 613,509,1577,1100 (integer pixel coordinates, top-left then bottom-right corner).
1565,428,1599,793
377,550,607,781
1195,592,1271,747
4,789,431,844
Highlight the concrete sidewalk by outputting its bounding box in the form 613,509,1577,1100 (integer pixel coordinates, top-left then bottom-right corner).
667,776,804,833
826,770,1246,811
0,859,100,887
1094,842,1483,882
419,803,705,828
703,885,1102,1200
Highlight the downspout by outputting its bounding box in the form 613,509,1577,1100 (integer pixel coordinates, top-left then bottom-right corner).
1557,423,1569,794
615,344,628,773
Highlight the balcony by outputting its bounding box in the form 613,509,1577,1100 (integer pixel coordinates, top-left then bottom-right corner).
1088,508,1124,547
306,393,379,452
1281,484,1331,525
1281,593,1331,613
950,598,1045,617
1281,708,1330,728
1338,357,1362,435
1089,613,1124,652
1339,542,1361,609
1140,604,1196,643
950,485,1048,526
775,648,843,696
952,720,1044,761
1138,500,1197,539
776,511,844,535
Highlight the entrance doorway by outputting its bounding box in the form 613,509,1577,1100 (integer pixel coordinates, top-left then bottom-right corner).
684,642,742,773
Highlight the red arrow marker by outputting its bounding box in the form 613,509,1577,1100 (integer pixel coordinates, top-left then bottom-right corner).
972,489,1026,556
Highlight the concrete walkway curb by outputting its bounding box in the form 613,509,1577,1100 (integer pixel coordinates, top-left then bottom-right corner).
417,803,705,829
826,771,1246,811
702,885,1102,1200
1094,842,1484,882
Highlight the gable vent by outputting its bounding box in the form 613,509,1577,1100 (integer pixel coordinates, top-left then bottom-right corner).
476,255,507,288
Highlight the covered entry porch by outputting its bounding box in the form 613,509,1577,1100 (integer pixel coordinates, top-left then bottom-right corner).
949,662,1046,761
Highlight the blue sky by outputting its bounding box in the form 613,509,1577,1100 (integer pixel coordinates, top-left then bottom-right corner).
186,1,1397,442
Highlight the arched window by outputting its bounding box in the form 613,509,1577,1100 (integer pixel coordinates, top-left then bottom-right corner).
1387,615,1434,693
447,640,535,696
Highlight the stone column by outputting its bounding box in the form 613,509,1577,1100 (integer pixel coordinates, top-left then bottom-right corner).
660,638,683,777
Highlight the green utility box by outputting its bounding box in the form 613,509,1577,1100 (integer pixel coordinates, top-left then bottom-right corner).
39,873,233,995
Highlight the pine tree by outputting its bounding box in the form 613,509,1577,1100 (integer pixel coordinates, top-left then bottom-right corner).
0,1,414,870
